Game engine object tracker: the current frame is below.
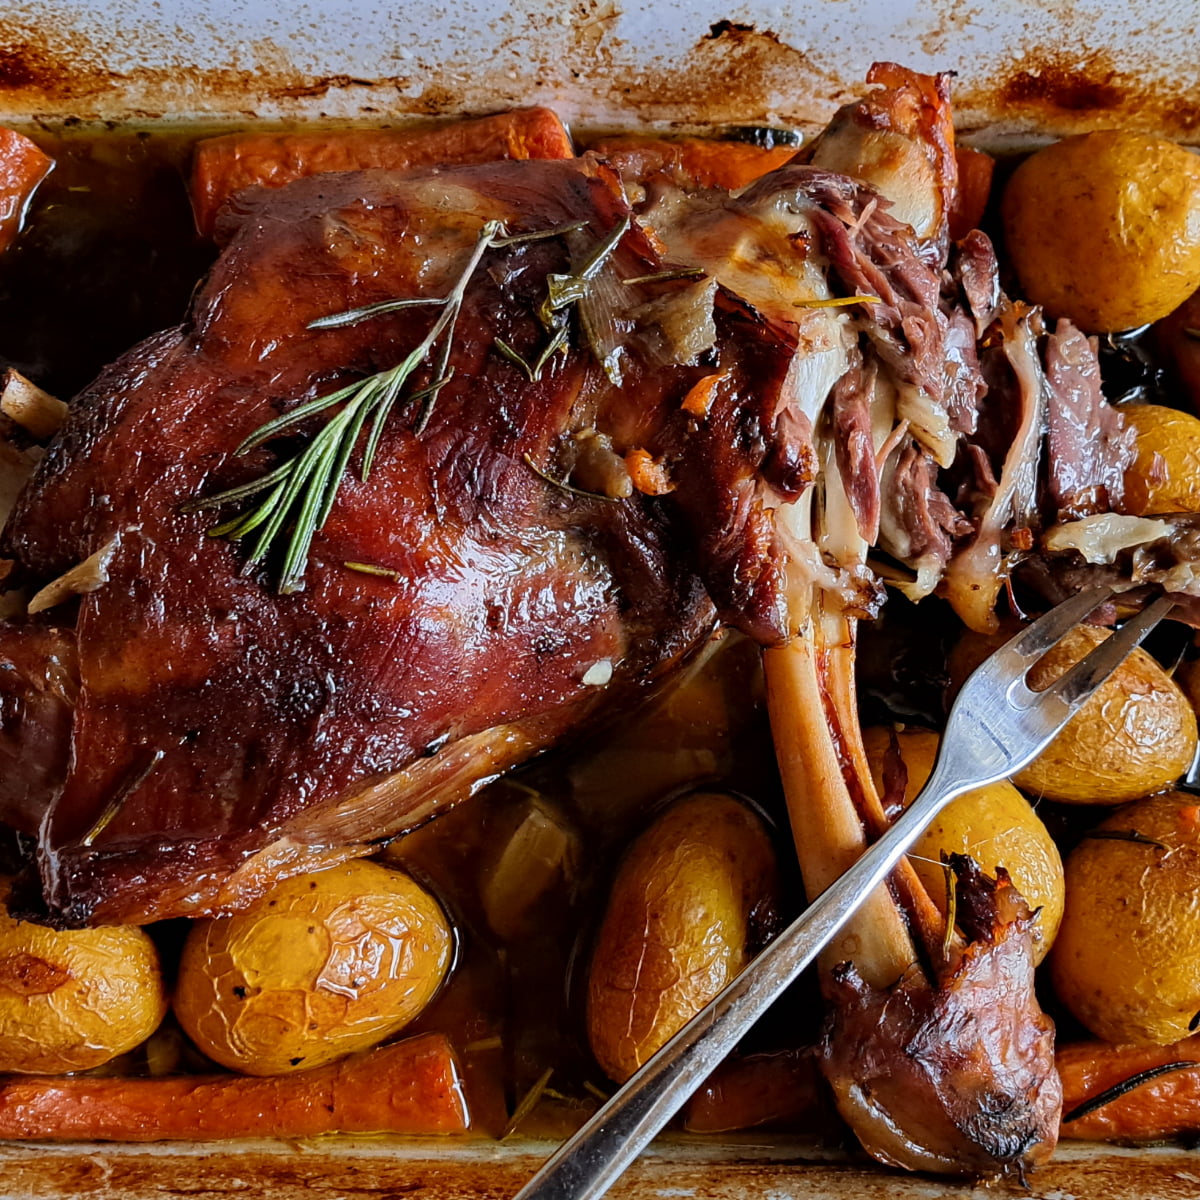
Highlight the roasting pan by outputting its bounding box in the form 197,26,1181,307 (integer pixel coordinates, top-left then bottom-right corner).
1,0,1198,1196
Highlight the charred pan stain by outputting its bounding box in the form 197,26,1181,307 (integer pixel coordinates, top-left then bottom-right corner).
955,48,1200,140
0,38,62,91
707,20,756,39
1001,56,1126,113
270,75,380,101
0,11,1191,143
8,1143,1200,1198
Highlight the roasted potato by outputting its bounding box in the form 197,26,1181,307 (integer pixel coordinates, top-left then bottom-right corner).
0,882,166,1073
1014,625,1197,803
862,727,1064,961
1002,131,1200,332
1121,403,1200,515
586,792,779,1083
1052,793,1200,1044
174,860,453,1075
953,623,1197,804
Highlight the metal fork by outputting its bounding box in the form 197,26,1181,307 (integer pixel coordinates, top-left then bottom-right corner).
512,585,1176,1200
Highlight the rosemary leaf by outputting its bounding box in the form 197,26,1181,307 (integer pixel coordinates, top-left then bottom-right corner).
307,294,446,330
578,215,631,281
492,220,588,248
494,338,538,382
532,327,571,377
541,274,588,322
213,476,290,540
502,1067,554,1140
521,452,620,502
344,561,402,579
181,460,294,513
623,267,707,286
233,377,366,456
1080,829,1167,851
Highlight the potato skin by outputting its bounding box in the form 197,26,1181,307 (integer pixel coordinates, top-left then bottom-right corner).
586,793,779,1083
862,727,1064,963
1002,131,1200,332
1010,625,1197,804
1121,404,1200,515
1052,793,1200,1044
174,860,453,1076
0,883,165,1073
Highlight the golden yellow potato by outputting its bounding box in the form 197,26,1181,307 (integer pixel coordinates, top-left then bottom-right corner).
1052,793,1200,1044
1121,403,1200,515
175,860,453,1075
1011,625,1197,804
1002,131,1200,332
862,727,1063,962
0,882,165,1073
587,792,779,1083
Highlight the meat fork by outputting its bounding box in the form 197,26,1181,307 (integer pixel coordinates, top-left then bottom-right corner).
512,585,1176,1200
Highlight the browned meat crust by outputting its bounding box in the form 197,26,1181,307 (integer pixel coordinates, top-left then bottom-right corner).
819,858,1061,1177
2,156,810,925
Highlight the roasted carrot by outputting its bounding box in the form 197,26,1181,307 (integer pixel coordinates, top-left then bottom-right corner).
190,108,574,238
592,136,797,192
0,1032,469,1141
0,129,52,253
1057,1035,1200,1141
948,145,994,241
684,1048,831,1134
624,448,675,495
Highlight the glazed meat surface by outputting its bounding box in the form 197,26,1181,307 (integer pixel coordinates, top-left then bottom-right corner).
2,156,809,925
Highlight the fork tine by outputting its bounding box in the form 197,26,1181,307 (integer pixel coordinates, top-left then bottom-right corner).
987,585,1115,673
1039,594,1176,712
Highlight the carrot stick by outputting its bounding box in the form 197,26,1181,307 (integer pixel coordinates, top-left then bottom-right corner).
190,108,575,238
1057,1036,1200,1141
684,1048,829,1134
0,1033,469,1141
0,129,52,253
948,146,994,241
591,136,797,192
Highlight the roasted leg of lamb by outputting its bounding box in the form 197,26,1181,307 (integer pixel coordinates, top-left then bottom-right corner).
0,64,1166,1177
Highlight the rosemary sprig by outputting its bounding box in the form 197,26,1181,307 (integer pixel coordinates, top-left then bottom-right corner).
184,218,571,595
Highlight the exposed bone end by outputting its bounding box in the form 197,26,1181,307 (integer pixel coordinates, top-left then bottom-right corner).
764,634,917,988
819,858,1060,1178
0,370,67,440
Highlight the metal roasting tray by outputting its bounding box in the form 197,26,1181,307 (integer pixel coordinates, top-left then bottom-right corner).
1,1,1198,1196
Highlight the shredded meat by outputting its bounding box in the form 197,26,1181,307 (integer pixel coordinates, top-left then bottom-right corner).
953,229,1001,335
1043,319,1136,520
829,349,880,542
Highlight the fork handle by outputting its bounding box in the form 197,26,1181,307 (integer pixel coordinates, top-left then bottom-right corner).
511,765,971,1200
